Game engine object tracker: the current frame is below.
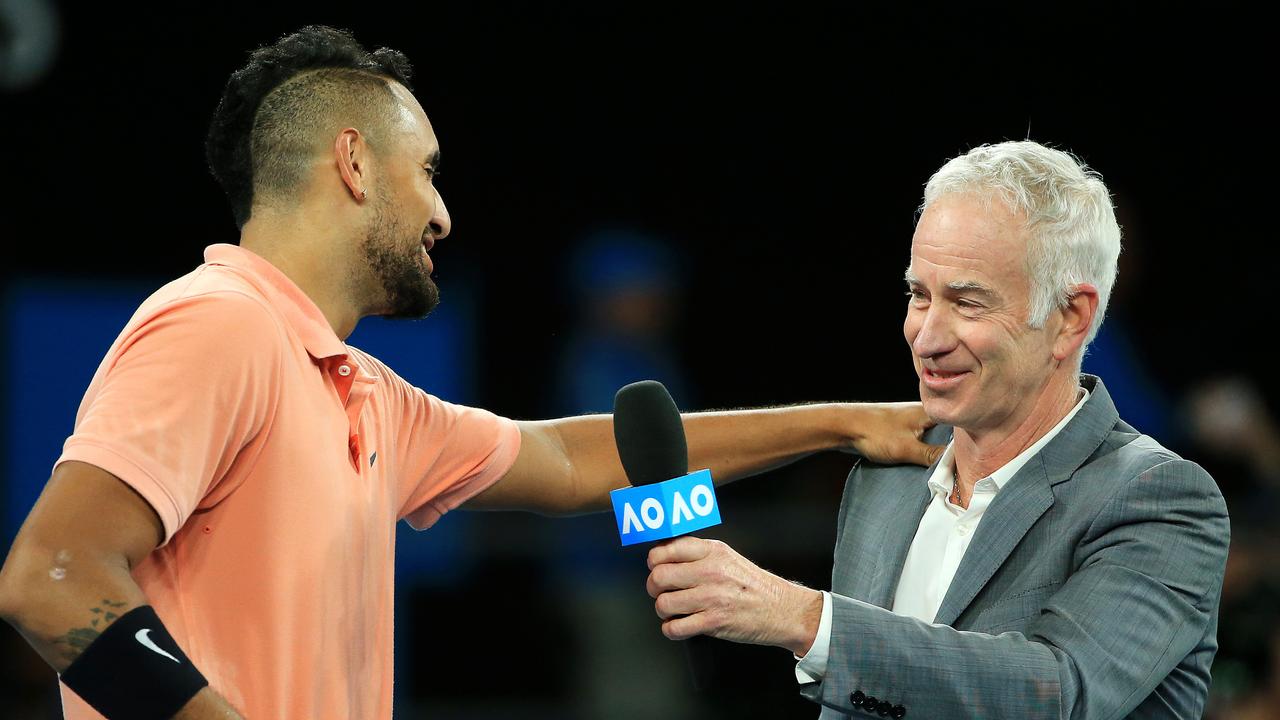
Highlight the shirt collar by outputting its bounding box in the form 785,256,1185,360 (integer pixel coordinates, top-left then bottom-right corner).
928,386,1092,496
203,244,349,361
927,444,960,497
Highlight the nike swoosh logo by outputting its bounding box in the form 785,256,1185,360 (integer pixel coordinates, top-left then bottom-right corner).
135,629,181,663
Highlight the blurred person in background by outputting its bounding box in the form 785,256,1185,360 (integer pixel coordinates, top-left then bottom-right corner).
1183,377,1280,523
1183,376,1280,718
0,25,942,719
556,228,688,415
646,140,1231,719
550,228,696,718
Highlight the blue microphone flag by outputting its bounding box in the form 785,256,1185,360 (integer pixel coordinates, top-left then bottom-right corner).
610,469,721,546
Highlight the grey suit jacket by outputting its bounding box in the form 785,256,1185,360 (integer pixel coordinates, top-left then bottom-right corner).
801,376,1230,719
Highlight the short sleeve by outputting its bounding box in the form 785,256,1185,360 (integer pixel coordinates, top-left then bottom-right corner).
354,352,520,529
56,291,282,544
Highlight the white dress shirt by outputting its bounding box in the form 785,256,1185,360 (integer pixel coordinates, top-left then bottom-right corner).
796,388,1089,683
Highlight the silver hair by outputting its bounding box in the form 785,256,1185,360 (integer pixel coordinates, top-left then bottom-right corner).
921,140,1122,354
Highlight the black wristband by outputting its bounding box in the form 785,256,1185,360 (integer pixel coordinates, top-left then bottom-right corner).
61,605,209,719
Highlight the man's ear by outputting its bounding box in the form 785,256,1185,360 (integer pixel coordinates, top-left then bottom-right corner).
1053,283,1099,362
333,128,369,202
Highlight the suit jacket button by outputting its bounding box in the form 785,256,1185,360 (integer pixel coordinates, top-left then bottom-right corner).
876,699,893,715
849,691,866,707
863,695,878,711
892,705,907,719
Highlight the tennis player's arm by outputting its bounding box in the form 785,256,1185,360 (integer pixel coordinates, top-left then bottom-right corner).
0,460,242,719
467,403,941,514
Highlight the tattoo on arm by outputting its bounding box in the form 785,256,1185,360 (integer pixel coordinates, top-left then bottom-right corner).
49,598,128,664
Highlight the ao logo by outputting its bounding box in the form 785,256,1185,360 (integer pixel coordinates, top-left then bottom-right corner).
609,469,722,546
620,484,716,533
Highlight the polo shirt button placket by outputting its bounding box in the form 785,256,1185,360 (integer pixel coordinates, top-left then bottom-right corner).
331,360,361,471
348,433,362,470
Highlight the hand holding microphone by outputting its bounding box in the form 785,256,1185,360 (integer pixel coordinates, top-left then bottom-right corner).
610,380,721,689
644,536,824,655
611,381,824,665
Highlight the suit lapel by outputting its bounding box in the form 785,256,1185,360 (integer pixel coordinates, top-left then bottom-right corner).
932,459,1054,626
857,423,952,607
865,480,933,608
932,374,1120,626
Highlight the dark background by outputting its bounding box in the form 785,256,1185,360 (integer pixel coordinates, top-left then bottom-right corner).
2,2,1274,718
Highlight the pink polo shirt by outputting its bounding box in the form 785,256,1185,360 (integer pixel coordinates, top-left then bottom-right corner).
55,244,521,719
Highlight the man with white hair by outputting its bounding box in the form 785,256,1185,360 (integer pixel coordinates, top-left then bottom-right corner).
646,140,1230,718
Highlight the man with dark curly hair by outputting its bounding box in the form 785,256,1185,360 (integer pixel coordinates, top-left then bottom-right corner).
0,26,941,719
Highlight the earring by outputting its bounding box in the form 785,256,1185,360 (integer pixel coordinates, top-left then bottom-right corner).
361,188,367,200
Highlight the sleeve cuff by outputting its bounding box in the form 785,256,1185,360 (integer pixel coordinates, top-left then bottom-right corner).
403,417,523,530
794,590,833,684
55,441,183,546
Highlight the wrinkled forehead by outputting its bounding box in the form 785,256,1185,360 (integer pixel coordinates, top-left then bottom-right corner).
906,194,1031,292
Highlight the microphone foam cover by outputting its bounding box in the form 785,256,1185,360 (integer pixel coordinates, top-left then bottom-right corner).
613,380,689,487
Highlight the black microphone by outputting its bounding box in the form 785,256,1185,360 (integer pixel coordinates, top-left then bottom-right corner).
612,380,715,691
613,380,688,487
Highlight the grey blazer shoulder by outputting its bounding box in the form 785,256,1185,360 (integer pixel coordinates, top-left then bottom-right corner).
804,375,1230,720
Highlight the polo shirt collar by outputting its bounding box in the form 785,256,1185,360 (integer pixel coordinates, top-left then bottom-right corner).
203,244,349,360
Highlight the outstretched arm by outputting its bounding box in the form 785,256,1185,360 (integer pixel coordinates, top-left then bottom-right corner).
466,402,943,514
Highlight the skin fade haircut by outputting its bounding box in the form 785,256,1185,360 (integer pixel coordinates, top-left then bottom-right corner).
205,25,415,229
